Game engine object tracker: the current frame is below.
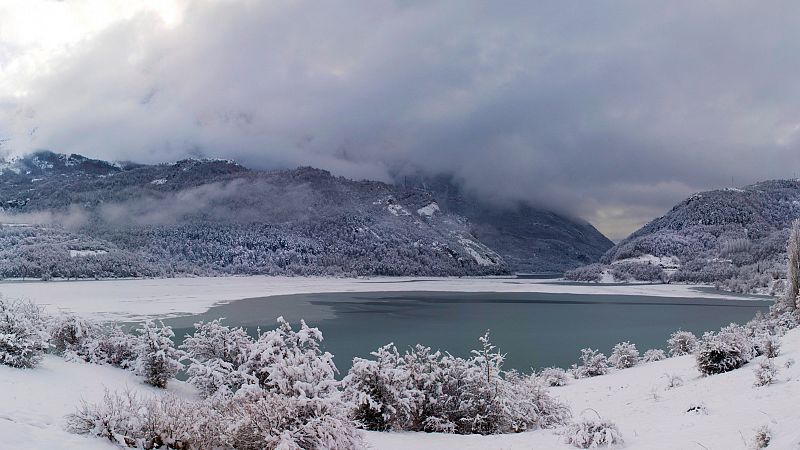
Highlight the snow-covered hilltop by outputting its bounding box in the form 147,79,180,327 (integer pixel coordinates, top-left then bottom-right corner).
568,179,800,293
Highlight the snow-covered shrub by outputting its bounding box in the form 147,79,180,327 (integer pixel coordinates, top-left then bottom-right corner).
786,358,795,368
243,316,337,399
753,359,778,387
755,334,781,359
695,324,755,376
563,417,623,448
49,314,101,359
65,389,220,449
667,330,697,356
94,324,138,369
537,367,570,386
572,348,609,378
135,321,183,388
342,343,409,431
751,425,772,449
642,349,666,362
182,319,254,398
0,299,48,368
609,342,639,369
343,334,571,435
222,388,365,450
503,371,571,431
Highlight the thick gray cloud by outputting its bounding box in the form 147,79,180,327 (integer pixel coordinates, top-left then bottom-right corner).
3,0,800,240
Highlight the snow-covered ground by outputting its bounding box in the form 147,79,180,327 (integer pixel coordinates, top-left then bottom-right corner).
367,327,800,448
3,322,798,449
0,276,762,322
0,277,781,449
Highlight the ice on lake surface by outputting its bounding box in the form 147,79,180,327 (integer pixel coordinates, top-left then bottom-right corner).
164,290,771,372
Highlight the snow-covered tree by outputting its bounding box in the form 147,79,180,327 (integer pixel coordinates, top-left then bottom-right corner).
609,342,639,369
49,314,102,360
135,321,183,388
243,316,337,399
667,330,697,356
0,299,47,368
571,348,609,378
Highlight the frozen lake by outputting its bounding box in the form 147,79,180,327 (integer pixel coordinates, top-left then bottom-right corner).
163,289,771,372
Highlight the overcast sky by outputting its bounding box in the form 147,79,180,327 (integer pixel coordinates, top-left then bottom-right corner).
2,1,800,240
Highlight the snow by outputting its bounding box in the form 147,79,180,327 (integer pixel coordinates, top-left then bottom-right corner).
367,327,800,449
612,254,681,271
5,319,799,449
0,355,197,450
0,276,789,449
387,203,412,216
416,202,440,217
0,276,763,322
150,178,167,185
458,238,497,266
68,250,108,258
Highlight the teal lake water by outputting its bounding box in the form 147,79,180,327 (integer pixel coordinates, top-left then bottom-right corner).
163,290,771,373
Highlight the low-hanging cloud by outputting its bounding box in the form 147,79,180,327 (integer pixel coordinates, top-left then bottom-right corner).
3,0,800,240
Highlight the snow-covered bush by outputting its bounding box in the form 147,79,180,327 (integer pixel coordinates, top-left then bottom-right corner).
609,342,639,369
572,348,609,378
65,389,219,449
94,324,138,369
50,315,138,369
221,388,364,450
0,299,48,368
135,321,183,388
695,324,755,376
343,333,570,435
537,367,570,386
243,316,337,399
503,371,571,431
667,330,697,356
753,359,778,387
563,417,624,448
755,334,781,359
342,343,409,431
642,349,666,362
751,425,772,449
610,261,665,282
182,319,254,398
49,314,101,359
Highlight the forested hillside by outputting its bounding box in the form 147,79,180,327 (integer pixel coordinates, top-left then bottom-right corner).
568,180,800,293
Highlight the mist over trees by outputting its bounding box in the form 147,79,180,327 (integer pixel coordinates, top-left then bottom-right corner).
0,152,519,279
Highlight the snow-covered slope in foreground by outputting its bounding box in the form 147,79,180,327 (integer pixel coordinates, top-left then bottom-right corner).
2,323,799,449
373,328,800,449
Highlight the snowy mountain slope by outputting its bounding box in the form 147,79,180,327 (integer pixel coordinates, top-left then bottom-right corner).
571,180,800,292
0,151,508,278
404,175,614,273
